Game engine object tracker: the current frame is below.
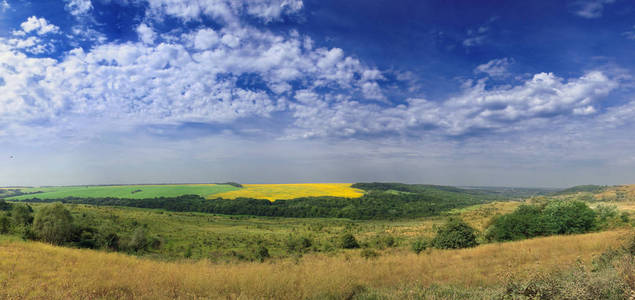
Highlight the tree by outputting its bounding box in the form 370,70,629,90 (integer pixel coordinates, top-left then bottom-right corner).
32,203,73,245
128,227,149,252
340,233,360,249
432,217,478,249
542,200,596,234
485,205,547,241
0,213,10,234
0,199,11,211
12,203,34,226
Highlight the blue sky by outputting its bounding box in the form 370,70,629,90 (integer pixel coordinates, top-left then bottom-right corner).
1,0,634,187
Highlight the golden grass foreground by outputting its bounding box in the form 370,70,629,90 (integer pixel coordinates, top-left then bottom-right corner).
0,230,629,299
211,183,364,201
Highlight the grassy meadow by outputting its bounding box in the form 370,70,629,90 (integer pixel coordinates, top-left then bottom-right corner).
0,229,630,299
211,183,365,201
7,184,239,200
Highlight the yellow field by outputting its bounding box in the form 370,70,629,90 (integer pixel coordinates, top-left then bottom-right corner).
0,230,629,299
210,183,364,201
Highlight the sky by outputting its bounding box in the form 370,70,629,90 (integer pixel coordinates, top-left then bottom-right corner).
0,0,634,187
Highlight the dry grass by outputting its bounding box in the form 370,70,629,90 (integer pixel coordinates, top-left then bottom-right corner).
211,183,364,201
0,229,629,299
595,184,635,201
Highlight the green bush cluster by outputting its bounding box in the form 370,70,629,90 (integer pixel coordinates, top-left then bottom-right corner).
0,202,161,254
431,217,478,249
485,200,604,242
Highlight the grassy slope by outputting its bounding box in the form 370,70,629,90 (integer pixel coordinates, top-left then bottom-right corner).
21,203,449,260
0,230,628,299
211,183,365,201
7,184,239,200
0,201,522,261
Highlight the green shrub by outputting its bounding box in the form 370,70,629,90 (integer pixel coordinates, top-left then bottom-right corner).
431,218,478,249
542,200,596,234
127,227,150,252
485,205,546,241
0,213,10,234
32,203,73,245
0,199,11,211
11,203,33,226
340,233,360,249
254,245,270,262
411,238,430,254
360,248,379,259
486,200,598,242
285,235,313,253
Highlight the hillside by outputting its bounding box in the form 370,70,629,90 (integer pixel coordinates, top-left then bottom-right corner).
0,230,630,299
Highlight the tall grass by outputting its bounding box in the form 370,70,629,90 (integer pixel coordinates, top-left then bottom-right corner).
0,229,628,299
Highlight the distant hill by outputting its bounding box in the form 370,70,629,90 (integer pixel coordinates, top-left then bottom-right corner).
549,184,635,202
552,185,607,195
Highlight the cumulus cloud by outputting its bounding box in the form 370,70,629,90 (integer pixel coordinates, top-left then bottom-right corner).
137,23,157,44
15,16,60,36
64,0,93,16
145,0,303,24
286,70,619,138
571,0,615,19
0,0,625,147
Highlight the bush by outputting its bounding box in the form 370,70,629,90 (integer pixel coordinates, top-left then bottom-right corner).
0,199,11,211
32,203,73,245
431,218,478,249
369,233,396,249
485,205,547,241
411,238,430,254
254,245,270,262
12,203,33,226
360,248,379,259
542,200,596,234
486,200,598,242
285,235,313,253
340,233,360,249
0,213,10,234
127,227,150,252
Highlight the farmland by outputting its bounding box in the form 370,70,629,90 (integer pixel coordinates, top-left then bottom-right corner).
1,183,634,299
6,184,239,200
211,183,365,200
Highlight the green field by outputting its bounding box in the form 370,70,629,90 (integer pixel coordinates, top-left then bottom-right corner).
7,184,239,200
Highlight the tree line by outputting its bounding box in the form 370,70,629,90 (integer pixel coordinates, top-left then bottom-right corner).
0,200,160,253
16,189,490,220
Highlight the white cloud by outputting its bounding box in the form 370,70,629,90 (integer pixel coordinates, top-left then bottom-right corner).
65,0,93,16
0,0,625,148
191,28,219,49
145,0,303,24
16,16,60,35
137,23,157,44
571,0,615,19
474,58,513,77
623,26,635,40
1,0,9,12
286,70,619,138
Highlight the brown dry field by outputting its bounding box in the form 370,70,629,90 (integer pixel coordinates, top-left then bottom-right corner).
0,229,629,299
